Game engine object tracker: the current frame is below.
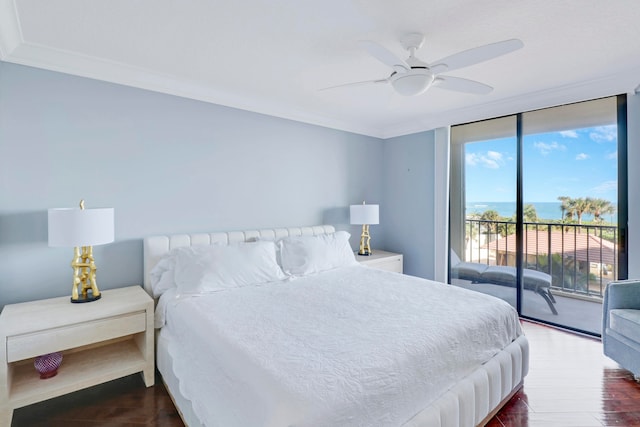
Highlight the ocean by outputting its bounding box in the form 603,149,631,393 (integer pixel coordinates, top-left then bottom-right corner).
466,201,617,224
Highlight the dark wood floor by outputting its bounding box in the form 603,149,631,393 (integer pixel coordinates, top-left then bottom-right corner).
489,322,640,427
12,321,640,426
11,371,183,427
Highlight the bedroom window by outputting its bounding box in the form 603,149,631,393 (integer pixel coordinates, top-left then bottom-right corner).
449,95,628,336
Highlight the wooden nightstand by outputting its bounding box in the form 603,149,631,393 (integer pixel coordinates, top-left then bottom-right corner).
0,286,154,426
356,250,403,273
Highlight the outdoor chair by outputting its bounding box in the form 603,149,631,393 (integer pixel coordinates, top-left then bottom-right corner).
450,250,558,315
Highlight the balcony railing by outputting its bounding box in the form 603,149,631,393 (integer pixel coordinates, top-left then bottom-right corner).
463,219,618,298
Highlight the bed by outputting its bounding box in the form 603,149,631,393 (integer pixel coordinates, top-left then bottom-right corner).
143,225,529,427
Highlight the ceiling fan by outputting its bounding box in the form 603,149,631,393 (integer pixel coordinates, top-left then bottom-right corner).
324,33,523,97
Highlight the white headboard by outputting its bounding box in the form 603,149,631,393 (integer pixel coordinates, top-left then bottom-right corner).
142,225,336,296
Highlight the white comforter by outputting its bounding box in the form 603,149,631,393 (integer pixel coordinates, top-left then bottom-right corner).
158,265,522,427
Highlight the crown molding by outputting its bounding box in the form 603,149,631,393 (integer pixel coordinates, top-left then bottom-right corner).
2,0,638,141
4,38,637,140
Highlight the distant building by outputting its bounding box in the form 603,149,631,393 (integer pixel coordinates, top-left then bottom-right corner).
485,230,616,277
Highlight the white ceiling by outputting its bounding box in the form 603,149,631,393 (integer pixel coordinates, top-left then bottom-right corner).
1,0,639,138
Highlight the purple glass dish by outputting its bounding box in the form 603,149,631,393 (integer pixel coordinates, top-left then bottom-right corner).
34,352,63,379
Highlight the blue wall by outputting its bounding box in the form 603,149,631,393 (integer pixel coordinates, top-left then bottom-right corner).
381,131,437,278
2,60,637,309
0,62,385,307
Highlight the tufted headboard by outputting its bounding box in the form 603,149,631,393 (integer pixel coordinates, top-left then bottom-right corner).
142,225,336,296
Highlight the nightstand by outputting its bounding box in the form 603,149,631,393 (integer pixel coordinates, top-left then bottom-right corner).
0,286,154,426
356,250,403,273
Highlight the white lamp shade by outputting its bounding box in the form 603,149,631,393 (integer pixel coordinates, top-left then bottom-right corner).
48,207,115,247
350,204,379,225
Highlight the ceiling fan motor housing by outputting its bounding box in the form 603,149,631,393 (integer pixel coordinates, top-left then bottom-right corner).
391,68,435,96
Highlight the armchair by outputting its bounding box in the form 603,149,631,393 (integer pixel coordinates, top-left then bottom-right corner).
602,279,640,380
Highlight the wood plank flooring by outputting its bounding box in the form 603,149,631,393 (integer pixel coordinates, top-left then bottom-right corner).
490,321,640,426
11,371,183,426
12,321,640,426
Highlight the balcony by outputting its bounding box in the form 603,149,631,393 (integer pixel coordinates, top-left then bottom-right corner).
451,219,618,335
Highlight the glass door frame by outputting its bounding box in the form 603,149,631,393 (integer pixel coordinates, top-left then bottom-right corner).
449,94,628,336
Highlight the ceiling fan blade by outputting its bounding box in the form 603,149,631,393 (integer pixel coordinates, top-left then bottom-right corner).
319,78,389,91
358,40,409,73
429,39,523,74
433,76,493,94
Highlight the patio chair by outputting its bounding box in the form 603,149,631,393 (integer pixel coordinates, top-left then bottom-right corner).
450,251,558,315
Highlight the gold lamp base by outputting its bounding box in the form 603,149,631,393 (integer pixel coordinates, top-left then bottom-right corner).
70,245,102,303
358,224,373,256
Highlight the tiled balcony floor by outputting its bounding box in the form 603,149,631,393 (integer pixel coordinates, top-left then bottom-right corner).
452,280,603,335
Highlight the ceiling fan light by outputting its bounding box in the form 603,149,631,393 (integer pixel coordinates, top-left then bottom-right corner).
391,71,434,96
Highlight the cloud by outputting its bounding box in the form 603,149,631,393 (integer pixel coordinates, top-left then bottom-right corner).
575,153,589,160
560,130,578,138
591,180,617,194
533,141,566,155
486,151,503,161
466,151,503,169
466,153,478,165
606,151,618,160
590,125,617,143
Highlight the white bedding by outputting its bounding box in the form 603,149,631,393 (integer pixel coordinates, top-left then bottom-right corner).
158,265,522,427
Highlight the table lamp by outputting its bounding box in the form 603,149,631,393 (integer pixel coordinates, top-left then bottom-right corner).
350,201,379,256
48,200,114,303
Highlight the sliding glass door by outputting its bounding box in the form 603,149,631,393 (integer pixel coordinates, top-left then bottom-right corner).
450,116,519,312
449,96,627,335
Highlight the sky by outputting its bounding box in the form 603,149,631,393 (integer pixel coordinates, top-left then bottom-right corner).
465,125,618,204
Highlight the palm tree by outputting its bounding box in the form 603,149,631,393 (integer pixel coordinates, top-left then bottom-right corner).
558,196,570,222
480,209,500,236
588,198,616,223
567,197,590,225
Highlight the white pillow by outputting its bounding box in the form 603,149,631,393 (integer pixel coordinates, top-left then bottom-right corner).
149,250,182,298
150,245,228,298
279,231,357,276
173,241,287,295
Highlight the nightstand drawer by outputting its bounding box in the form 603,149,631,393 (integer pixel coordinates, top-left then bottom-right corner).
368,256,403,273
356,250,403,273
7,311,146,363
